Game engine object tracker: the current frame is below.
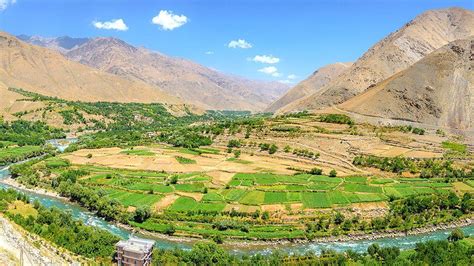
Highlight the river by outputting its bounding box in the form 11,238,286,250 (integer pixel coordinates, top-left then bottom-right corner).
0,139,472,255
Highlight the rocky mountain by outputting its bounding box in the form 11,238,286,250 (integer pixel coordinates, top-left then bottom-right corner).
339,37,473,130
265,62,351,113
0,32,184,114
17,35,89,54
20,35,289,111
278,7,474,113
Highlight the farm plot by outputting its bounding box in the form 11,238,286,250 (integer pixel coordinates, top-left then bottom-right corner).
168,197,226,212
104,188,163,207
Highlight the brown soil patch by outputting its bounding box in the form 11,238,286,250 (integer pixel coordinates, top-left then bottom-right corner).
207,171,234,186
176,192,203,201
224,204,259,213
261,204,286,212
153,194,180,212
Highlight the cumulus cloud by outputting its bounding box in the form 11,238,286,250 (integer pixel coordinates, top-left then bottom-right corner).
0,0,16,11
287,74,297,80
93,19,128,31
258,66,281,77
251,55,280,64
152,10,188,30
228,39,252,49
205,51,214,55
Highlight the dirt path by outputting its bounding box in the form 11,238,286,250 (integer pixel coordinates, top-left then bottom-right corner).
332,106,474,138
282,140,365,174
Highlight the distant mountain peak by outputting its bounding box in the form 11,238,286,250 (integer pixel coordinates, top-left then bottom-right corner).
20,34,289,111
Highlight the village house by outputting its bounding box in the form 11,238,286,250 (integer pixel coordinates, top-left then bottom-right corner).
115,237,155,266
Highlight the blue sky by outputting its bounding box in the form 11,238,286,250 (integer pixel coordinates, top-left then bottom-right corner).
0,0,472,84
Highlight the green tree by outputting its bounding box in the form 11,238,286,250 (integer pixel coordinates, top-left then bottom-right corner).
133,206,151,223
268,144,278,154
448,228,464,242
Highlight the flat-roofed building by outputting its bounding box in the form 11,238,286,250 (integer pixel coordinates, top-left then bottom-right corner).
115,237,155,266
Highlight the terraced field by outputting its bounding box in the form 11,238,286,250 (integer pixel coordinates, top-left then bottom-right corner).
76,164,462,213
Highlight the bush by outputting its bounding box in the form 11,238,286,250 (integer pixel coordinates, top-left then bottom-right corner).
448,228,464,242
329,169,337,177
308,168,323,175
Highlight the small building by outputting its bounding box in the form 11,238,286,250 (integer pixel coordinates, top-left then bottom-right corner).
115,236,156,266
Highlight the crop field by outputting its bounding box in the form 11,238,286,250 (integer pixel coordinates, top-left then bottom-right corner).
103,189,163,207
72,160,464,213
0,145,44,165
120,149,155,156
175,156,197,164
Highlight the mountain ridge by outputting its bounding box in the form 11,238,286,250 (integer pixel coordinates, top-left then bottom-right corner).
277,7,474,114
338,37,474,130
19,35,290,111
0,32,190,118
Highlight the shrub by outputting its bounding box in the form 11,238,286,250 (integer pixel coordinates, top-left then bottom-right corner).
308,168,323,175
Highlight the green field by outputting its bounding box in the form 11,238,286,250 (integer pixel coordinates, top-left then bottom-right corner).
175,156,197,164
0,145,44,165
120,149,155,156
104,188,163,207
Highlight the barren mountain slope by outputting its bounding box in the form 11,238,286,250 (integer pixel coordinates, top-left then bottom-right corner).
25,36,289,111
0,32,183,106
281,7,474,113
339,37,474,130
265,62,351,113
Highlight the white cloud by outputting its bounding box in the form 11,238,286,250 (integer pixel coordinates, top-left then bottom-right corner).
93,19,128,31
258,66,281,77
287,74,297,80
205,51,214,55
152,10,188,30
251,55,280,64
278,80,293,84
0,0,16,11
228,39,252,49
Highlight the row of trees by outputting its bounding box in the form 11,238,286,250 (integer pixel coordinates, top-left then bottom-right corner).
353,155,473,178
152,231,472,265
0,120,65,146
0,188,118,259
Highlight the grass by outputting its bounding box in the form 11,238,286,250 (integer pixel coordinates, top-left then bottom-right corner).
453,182,474,193
301,192,331,208
168,197,198,211
344,183,383,193
120,149,155,156
173,183,204,192
221,189,247,201
0,146,43,161
44,157,70,168
202,192,225,202
442,141,467,154
226,157,252,164
344,176,368,184
167,146,220,155
175,156,196,164
264,192,288,204
239,191,265,205
168,197,226,212
104,188,163,207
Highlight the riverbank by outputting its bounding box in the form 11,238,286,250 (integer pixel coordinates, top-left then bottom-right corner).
0,177,65,200
2,177,473,251
125,216,473,250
